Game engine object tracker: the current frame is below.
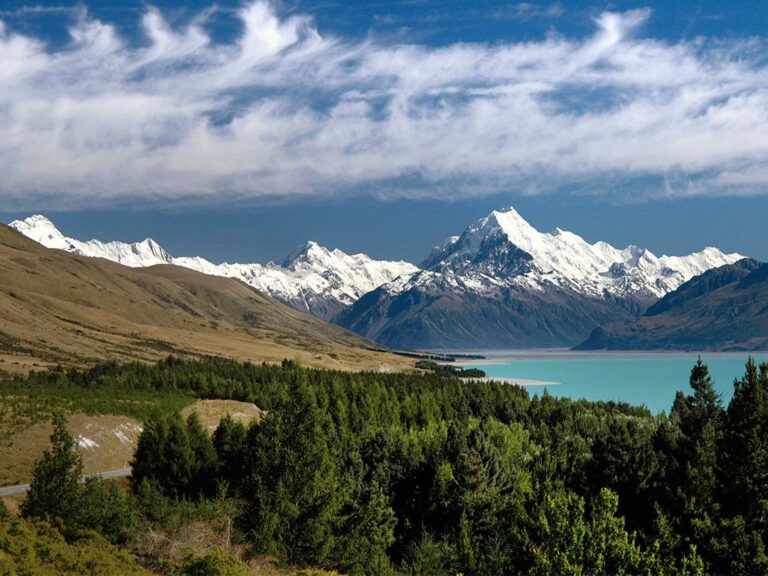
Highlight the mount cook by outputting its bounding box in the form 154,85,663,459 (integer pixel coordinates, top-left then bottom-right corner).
335,208,742,348
11,209,742,348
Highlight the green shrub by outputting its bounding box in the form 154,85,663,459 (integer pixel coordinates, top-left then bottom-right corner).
0,517,149,575
166,548,249,576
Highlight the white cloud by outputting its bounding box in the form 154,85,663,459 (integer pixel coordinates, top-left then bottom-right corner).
1,2,768,208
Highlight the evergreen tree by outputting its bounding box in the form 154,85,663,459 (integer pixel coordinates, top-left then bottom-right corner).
585,489,658,576
721,358,768,526
241,371,340,565
213,414,247,490
131,411,170,493
332,482,396,575
532,490,586,576
76,477,136,545
186,413,218,497
21,412,82,533
676,358,723,521
163,415,195,498
132,412,204,499
689,357,721,414
532,489,659,576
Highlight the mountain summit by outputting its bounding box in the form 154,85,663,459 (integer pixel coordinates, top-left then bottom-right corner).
420,207,740,300
10,216,417,320
337,207,743,348
9,215,173,267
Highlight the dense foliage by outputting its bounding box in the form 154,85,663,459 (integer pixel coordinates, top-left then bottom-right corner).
0,516,150,575
6,355,768,574
414,360,486,378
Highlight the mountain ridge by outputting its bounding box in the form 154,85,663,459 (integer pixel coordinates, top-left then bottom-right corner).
10,215,418,321
576,258,768,351
0,222,410,373
11,209,746,350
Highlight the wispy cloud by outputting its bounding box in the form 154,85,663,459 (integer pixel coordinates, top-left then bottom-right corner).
0,5,75,17
492,2,565,21
1,2,768,208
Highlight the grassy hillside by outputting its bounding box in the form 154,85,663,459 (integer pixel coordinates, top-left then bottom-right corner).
0,224,411,373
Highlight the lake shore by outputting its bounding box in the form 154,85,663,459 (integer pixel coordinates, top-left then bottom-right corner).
469,376,560,386
449,348,768,365
453,352,768,414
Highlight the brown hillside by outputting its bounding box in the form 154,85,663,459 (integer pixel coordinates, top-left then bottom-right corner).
0,224,410,372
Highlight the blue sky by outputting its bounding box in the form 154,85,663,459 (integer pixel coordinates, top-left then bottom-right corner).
1,0,768,263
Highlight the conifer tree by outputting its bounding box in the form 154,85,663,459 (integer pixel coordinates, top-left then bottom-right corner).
131,411,169,493
213,414,247,489
186,413,218,497
332,481,396,575
720,358,768,553
241,369,340,565
680,358,722,519
21,412,82,531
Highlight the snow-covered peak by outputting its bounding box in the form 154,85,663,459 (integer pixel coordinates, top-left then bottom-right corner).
10,215,74,251
9,214,418,320
488,207,543,252
419,206,743,300
10,215,174,267
281,240,328,266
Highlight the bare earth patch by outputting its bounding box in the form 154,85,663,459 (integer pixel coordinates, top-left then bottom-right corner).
181,399,263,431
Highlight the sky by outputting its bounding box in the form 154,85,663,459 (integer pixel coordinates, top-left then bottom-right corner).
1,0,768,263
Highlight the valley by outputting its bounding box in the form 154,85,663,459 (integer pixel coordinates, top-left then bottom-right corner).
3,1,768,574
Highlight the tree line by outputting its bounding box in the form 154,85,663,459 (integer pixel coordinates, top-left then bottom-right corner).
8,355,768,575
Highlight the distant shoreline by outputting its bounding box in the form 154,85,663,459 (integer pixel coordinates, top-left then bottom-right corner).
447,349,768,365
469,376,560,387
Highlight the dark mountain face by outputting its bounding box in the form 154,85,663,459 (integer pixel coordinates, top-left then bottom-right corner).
577,259,768,351
644,258,762,317
336,273,643,349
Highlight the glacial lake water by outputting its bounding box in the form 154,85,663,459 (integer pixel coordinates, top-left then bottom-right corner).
459,351,768,414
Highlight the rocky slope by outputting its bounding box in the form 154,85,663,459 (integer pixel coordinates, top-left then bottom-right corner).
577,259,768,351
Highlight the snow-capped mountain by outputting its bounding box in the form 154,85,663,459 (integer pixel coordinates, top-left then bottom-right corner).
418,208,741,300
10,215,174,267
337,208,743,349
11,209,744,348
9,215,417,320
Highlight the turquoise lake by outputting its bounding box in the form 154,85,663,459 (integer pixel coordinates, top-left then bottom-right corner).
461,352,768,414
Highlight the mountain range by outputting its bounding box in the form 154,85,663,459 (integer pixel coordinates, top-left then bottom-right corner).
0,221,410,373
10,209,744,350
10,215,417,321
338,209,742,348
577,258,768,351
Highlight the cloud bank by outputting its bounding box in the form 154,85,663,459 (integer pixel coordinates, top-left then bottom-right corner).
2,2,768,207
